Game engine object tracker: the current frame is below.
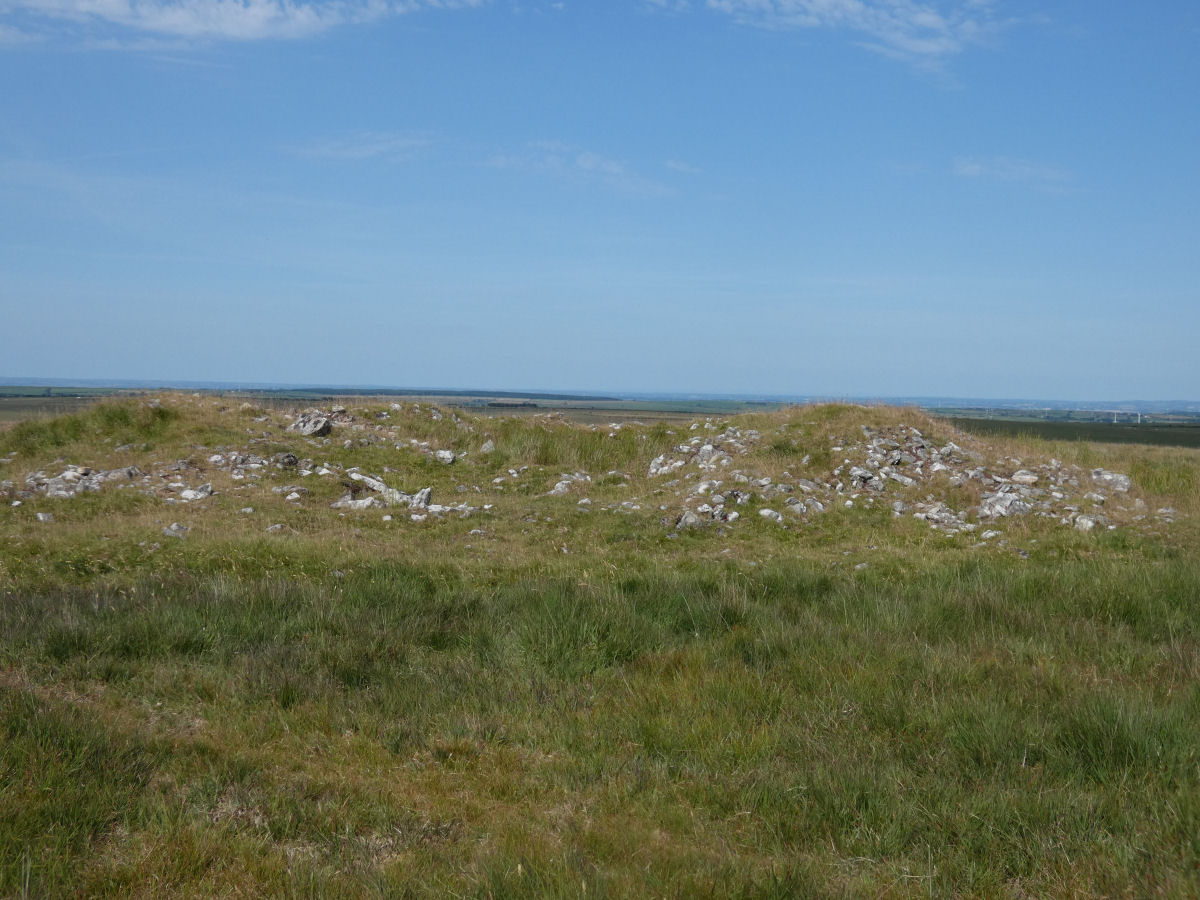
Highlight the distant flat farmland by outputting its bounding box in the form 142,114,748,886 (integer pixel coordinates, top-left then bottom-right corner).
0,396,104,423
948,417,1200,448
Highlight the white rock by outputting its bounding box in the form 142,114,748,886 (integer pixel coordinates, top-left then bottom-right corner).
330,497,385,510
1091,469,1132,493
759,508,783,523
287,413,332,437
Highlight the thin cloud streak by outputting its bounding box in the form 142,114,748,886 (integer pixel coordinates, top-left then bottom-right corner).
703,0,1014,65
295,131,434,161
0,20,38,40
0,0,486,42
953,155,1070,186
486,141,672,197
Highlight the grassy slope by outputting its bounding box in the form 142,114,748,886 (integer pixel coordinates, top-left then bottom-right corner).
1,397,1198,897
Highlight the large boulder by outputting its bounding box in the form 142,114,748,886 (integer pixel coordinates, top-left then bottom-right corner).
288,412,332,437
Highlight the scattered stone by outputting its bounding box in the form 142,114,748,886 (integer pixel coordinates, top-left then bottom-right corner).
479,439,495,454
759,508,783,523
1092,469,1132,493
649,455,686,477
548,472,590,496
330,496,386,510
180,483,213,502
435,450,456,465
266,523,284,533
980,491,1033,518
36,512,53,523
288,412,332,437
162,522,189,538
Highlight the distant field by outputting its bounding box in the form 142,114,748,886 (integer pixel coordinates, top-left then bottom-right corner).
948,416,1200,448
0,391,779,427
0,397,107,423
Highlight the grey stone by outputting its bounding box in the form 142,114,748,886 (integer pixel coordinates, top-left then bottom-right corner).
980,492,1033,518
288,413,332,437
330,496,386,510
179,483,213,501
1091,469,1132,493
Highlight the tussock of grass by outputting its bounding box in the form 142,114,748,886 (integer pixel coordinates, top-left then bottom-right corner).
0,400,181,458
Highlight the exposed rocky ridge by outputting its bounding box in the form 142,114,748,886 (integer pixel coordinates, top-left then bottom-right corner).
652,422,1164,536
1,403,1179,540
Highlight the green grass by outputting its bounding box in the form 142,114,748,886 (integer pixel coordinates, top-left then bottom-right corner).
0,399,182,457
1,395,1199,896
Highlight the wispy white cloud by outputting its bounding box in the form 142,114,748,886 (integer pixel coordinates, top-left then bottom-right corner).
702,0,1014,65
486,140,671,196
0,20,39,40
665,158,701,175
952,155,1069,186
295,131,434,161
0,0,486,42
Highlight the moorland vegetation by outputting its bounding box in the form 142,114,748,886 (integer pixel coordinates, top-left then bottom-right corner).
1,396,1198,897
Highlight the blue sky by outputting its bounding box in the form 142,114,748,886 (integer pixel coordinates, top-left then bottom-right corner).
1,1,1197,400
